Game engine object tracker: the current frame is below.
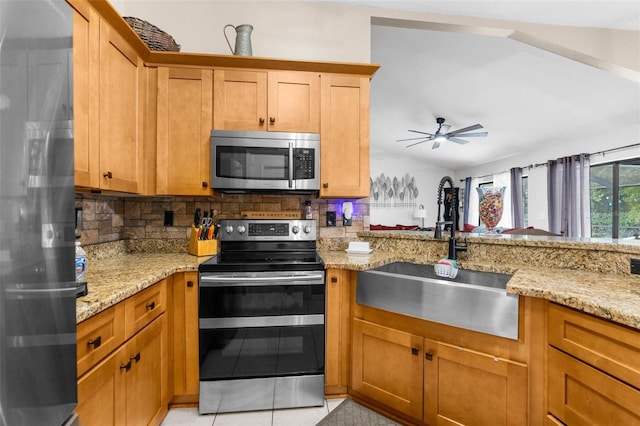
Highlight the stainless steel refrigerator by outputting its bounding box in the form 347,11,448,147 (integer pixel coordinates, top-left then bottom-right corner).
0,0,78,425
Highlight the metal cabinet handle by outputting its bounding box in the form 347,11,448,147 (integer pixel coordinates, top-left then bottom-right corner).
120,360,132,371
103,171,112,179
146,301,156,310
259,117,265,125
425,352,433,361
187,280,194,287
411,347,419,356
269,116,276,123
130,352,141,363
202,181,208,188
323,183,329,188
87,336,102,349
331,277,338,283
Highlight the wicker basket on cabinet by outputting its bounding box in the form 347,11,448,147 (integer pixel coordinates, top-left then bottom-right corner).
123,16,181,52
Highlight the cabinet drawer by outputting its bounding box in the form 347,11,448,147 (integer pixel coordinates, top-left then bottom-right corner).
547,302,640,389
547,347,640,425
77,303,125,377
124,280,166,339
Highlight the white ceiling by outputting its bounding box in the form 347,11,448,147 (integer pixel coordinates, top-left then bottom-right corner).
311,0,640,171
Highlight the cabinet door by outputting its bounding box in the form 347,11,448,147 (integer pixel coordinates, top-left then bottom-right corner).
213,69,267,131
71,0,100,188
325,269,352,396
172,272,200,402
547,347,640,425
126,317,165,426
27,49,72,121
320,74,370,198
157,67,213,195
76,346,126,426
423,339,527,426
99,19,143,193
77,303,125,377
267,71,319,133
351,318,423,422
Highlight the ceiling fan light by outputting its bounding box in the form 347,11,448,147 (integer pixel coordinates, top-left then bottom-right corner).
434,134,447,143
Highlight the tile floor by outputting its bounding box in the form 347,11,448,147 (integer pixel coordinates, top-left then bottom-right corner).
161,399,345,426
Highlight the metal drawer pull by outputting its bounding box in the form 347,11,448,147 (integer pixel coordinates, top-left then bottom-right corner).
187,280,194,287
103,171,112,179
130,352,140,363
146,301,155,310
425,352,433,361
87,336,102,349
411,347,419,356
120,360,131,371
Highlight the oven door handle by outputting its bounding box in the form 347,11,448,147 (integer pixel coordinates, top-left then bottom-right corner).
200,273,325,286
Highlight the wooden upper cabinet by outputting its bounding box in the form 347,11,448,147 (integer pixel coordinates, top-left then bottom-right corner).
98,20,144,193
319,74,370,198
213,69,320,133
70,0,99,188
156,67,213,195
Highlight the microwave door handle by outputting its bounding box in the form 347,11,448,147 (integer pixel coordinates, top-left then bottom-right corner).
288,143,294,188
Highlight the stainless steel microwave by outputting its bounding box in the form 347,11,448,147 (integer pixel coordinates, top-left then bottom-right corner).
211,130,320,193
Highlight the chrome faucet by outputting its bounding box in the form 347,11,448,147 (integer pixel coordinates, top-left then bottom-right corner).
435,176,467,260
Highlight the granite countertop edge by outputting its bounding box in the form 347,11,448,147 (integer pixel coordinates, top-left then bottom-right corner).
78,250,640,331
319,249,640,330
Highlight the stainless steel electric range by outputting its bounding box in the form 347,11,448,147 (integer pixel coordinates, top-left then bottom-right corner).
198,219,325,414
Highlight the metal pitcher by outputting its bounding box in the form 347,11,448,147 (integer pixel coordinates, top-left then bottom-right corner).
224,24,253,56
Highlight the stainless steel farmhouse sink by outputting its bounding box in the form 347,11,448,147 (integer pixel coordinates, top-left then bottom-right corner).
356,262,519,340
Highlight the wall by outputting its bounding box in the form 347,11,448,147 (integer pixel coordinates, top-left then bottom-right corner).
117,1,638,71
75,193,367,246
369,156,453,228
115,0,639,232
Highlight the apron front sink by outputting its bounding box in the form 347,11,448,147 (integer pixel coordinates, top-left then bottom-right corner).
356,262,518,340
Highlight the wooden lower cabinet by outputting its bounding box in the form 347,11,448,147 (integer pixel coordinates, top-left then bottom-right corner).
171,272,200,404
423,339,527,426
351,319,424,422
351,318,528,425
325,269,353,396
77,315,165,426
546,302,640,425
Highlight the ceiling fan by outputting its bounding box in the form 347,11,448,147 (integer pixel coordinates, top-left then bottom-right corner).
398,117,488,149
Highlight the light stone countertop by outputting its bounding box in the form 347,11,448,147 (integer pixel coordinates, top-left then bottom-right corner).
319,249,640,330
77,245,640,330
76,253,204,323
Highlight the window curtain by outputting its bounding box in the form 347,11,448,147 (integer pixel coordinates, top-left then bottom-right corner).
510,167,524,228
547,154,591,237
463,177,472,225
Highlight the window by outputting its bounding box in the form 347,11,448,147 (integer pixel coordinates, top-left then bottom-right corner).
522,175,529,227
590,158,640,239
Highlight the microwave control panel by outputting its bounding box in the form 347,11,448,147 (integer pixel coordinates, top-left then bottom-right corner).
293,148,315,179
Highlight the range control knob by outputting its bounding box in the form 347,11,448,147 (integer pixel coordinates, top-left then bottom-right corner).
237,225,246,234
292,226,300,234
303,225,312,234
225,225,234,235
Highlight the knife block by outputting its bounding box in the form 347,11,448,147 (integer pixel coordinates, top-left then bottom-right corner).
188,226,218,256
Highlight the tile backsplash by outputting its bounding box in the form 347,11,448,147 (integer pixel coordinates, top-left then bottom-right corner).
75,193,369,246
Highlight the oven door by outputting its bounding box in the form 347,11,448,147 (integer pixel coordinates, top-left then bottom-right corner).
199,271,325,381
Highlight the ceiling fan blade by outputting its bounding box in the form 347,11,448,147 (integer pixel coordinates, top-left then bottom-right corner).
397,135,435,142
408,129,435,136
431,141,440,149
448,124,483,136
405,139,431,147
453,131,488,138
448,137,469,145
